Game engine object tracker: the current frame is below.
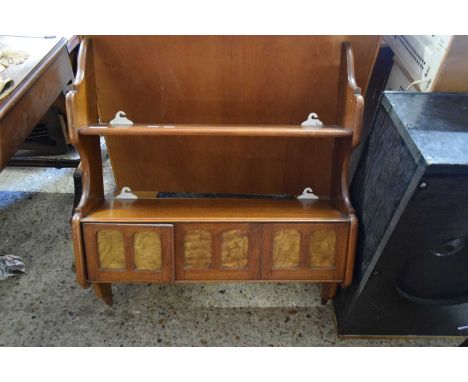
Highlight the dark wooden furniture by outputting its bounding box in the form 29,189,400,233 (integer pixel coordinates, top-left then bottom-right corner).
66,36,380,305
334,92,468,337
0,36,74,171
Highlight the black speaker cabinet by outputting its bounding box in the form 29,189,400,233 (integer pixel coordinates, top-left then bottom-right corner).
334,92,468,337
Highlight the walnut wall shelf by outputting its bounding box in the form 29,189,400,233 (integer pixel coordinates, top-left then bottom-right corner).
66,36,380,305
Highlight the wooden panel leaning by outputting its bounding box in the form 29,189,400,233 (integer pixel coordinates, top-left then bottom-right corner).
0,37,74,171
66,36,380,305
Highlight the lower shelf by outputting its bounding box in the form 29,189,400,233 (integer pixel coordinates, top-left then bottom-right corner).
82,198,347,223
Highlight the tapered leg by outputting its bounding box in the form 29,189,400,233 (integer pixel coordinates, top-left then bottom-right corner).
321,283,338,305
93,283,113,305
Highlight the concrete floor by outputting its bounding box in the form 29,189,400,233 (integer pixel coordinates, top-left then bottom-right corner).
0,161,462,346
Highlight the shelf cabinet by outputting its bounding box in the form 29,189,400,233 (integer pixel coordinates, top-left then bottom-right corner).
81,220,348,284
66,36,380,304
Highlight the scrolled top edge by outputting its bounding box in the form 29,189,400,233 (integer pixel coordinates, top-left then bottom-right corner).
72,38,91,88
342,42,361,95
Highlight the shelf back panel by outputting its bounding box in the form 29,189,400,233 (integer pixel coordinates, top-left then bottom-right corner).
105,136,334,196
91,35,379,125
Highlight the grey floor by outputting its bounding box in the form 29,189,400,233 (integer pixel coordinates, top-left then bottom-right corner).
0,161,462,346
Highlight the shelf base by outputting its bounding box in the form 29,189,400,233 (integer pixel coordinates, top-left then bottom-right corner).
81,198,347,223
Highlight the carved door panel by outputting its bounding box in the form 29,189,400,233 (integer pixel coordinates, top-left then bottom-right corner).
262,223,349,281
83,223,174,283
175,223,262,280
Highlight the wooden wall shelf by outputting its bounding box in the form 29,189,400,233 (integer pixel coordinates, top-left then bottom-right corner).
66,36,380,305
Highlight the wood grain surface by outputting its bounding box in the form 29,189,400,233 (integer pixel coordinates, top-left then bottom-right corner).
183,230,212,269
97,229,126,270
272,229,301,268
221,229,249,269
133,231,162,271
309,229,337,267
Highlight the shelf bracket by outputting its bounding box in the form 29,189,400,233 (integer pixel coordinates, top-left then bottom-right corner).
110,111,133,125
297,187,319,200
301,113,323,128
116,186,138,199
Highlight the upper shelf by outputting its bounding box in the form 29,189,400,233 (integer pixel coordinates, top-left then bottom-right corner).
77,124,353,138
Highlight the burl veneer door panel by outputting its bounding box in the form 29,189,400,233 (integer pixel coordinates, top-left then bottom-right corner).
262,223,349,281
175,224,261,280
83,223,174,283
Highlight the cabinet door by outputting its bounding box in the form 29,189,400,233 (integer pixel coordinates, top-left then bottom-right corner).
262,223,349,281
175,223,261,280
83,223,174,283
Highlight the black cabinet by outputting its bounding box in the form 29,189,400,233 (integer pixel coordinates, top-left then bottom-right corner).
334,92,468,336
